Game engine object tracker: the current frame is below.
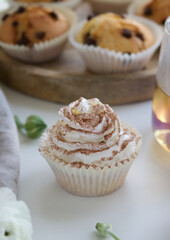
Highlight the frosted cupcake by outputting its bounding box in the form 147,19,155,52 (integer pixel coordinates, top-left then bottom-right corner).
0,5,76,63
69,13,163,73
39,97,142,197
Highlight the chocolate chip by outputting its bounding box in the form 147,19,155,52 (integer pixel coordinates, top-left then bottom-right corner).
84,33,96,46
2,14,9,21
17,32,30,46
122,29,132,39
144,5,152,16
12,21,19,27
136,32,144,41
49,12,58,20
16,6,25,14
35,31,46,40
87,15,95,21
161,18,166,25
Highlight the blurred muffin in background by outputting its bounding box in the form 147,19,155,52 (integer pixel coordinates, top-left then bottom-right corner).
128,0,170,25
0,6,69,46
69,12,163,73
137,0,170,25
0,5,76,63
76,13,155,53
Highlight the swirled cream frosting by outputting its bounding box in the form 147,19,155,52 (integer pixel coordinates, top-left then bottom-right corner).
40,97,142,167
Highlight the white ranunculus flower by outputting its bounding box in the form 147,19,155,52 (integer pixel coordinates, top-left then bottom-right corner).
0,187,33,240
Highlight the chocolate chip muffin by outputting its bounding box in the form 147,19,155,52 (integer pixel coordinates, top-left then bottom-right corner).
76,13,155,54
137,0,170,25
0,6,70,47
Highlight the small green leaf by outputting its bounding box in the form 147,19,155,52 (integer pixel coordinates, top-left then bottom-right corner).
14,115,47,139
26,125,46,139
95,223,120,240
25,115,47,129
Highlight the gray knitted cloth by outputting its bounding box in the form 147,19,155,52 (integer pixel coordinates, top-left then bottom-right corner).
0,89,20,195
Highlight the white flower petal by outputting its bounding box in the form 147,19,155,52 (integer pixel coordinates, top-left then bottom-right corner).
0,188,33,240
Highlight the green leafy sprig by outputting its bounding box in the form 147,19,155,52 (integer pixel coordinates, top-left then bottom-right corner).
14,115,47,139
95,223,120,240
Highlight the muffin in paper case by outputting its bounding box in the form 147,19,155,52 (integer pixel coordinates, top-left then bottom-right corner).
69,15,163,73
0,6,77,63
127,0,170,25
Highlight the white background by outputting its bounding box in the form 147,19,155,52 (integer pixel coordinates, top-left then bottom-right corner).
1,85,170,240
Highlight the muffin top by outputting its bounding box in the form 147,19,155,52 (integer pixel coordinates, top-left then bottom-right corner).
0,6,70,46
76,13,155,54
137,0,170,25
39,97,142,168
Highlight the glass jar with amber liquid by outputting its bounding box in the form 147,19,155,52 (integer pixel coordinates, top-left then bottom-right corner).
152,17,170,152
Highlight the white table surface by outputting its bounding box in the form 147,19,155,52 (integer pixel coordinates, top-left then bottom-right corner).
1,84,170,240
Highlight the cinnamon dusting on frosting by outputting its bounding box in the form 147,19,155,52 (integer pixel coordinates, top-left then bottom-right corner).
39,97,142,167
56,157,131,170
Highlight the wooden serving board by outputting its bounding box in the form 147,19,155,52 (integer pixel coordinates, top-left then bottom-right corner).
0,1,158,105
0,46,158,105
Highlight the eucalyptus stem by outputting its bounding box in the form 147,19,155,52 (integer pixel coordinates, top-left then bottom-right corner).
108,231,120,240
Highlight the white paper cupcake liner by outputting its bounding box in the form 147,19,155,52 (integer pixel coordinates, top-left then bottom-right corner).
69,15,163,73
44,156,134,197
39,122,142,197
0,6,77,63
7,0,82,9
89,0,132,14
